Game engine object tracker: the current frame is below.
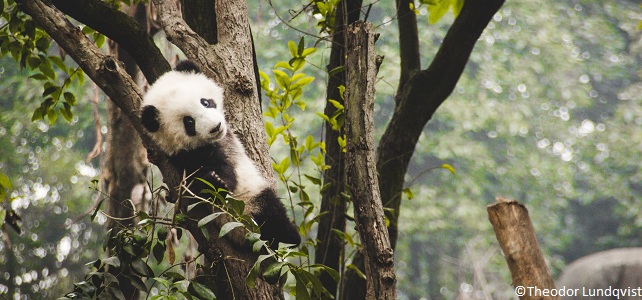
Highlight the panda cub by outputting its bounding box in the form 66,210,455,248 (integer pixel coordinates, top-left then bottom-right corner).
140,60,300,246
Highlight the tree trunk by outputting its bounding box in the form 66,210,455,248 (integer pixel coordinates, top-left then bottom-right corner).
487,198,557,300
344,21,396,300
102,5,150,299
153,1,281,298
314,1,362,297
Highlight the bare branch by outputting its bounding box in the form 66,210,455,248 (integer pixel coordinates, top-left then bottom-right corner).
50,0,170,83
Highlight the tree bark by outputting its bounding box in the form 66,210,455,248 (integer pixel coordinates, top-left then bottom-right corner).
344,22,396,300
102,4,150,299
487,198,558,300
314,1,362,297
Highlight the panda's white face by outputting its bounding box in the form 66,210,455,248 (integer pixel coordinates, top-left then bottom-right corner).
141,68,227,155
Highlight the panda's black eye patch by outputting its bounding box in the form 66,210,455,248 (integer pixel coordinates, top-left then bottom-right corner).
183,116,196,136
200,98,216,108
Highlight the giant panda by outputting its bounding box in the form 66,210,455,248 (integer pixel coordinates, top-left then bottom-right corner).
140,60,300,246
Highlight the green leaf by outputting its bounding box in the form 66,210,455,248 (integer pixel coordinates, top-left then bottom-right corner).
49,55,68,73
441,163,456,174
94,33,106,48
157,227,168,241
427,0,451,24
189,282,216,300
403,187,414,200
328,65,345,77
328,99,344,110
292,269,311,300
304,174,322,185
246,253,275,288
265,121,275,138
0,173,12,191
219,221,244,238
274,61,293,71
301,47,316,57
124,274,147,291
262,261,286,284
297,36,305,56
47,108,58,125
63,92,76,105
59,104,73,122
152,241,165,264
347,263,366,279
288,40,297,58
131,259,154,277
39,62,56,79
102,257,121,268
273,69,290,89
197,212,226,228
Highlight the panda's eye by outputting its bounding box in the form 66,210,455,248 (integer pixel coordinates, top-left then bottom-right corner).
200,98,216,108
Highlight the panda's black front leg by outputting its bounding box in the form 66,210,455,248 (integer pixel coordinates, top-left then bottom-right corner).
251,188,301,248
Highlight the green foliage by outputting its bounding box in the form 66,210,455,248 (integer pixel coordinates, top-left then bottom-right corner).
0,0,96,125
260,38,358,297
417,0,465,24
311,0,340,34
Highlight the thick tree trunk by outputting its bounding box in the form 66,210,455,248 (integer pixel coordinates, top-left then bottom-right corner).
102,4,150,299
314,1,362,297
344,22,396,300
154,1,281,298
487,198,557,300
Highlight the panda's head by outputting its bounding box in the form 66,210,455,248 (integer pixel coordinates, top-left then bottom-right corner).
141,61,227,155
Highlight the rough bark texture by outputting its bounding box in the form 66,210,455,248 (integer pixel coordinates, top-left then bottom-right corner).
344,22,396,300
181,0,217,44
314,1,362,297
487,198,557,300
102,4,150,299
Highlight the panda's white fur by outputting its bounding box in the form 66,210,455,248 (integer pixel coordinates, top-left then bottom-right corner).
140,61,300,246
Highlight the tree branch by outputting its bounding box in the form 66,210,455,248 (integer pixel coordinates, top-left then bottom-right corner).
50,0,170,83
17,0,142,126
377,0,505,249
396,0,421,90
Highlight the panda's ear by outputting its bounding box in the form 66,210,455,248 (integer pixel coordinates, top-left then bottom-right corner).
175,60,201,74
141,105,161,132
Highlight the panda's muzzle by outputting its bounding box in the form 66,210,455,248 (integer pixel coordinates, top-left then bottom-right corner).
210,123,221,133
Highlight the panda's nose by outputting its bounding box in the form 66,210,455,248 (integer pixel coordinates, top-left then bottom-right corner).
210,123,221,133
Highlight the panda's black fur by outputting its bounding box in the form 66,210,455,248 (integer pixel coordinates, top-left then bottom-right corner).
141,60,300,246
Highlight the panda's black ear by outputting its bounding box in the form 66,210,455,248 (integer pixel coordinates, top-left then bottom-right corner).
175,60,201,74
141,105,161,132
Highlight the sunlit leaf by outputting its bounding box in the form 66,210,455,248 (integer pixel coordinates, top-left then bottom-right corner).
440,163,456,174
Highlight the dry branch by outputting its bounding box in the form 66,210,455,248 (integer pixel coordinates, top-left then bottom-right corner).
487,197,558,300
